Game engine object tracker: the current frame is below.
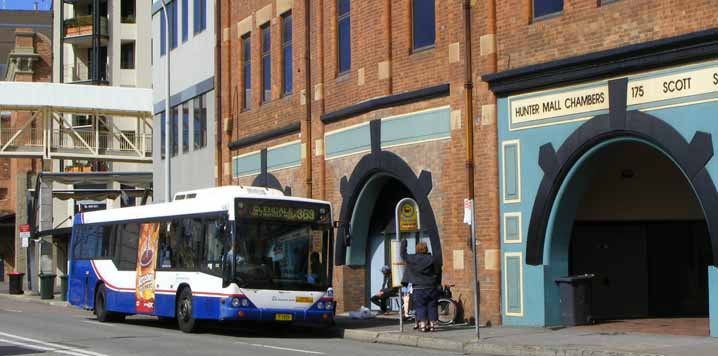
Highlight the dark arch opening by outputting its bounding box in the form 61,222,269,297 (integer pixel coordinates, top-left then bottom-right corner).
526,110,718,268
334,150,441,266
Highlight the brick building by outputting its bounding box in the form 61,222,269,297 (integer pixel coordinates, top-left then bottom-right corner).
218,0,501,324
484,0,718,335
0,16,52,279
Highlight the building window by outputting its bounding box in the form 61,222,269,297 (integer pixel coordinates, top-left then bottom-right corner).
533,0,563,20
282,12,293,96
160,11,166,56
170,0,178,49
182,103,189,153
121,0,135,23
160,112,166,159
120,42,135,69
0,188,8,201
261,24,271,103
599,0,620,4
171,106,178,156
193,95,207,149
242,34,251,111
194,0,207,34
182,0,189,43
336,0,350,74
411,0,435,51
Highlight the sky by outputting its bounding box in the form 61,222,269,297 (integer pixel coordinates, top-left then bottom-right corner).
1,0,51,11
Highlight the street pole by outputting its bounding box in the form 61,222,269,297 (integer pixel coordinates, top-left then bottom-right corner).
161,0,171,203
470,199,480,339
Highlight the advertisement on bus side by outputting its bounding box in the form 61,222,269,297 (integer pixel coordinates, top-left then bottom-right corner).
135,223,160,313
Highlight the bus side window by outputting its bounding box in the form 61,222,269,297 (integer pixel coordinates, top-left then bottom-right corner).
115,223,140,270
204,217,226,275
157,221,173,269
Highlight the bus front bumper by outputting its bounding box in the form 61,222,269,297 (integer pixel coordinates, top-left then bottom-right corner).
219,306,334,323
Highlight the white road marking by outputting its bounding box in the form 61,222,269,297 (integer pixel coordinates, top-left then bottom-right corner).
81,320,118,327
0,331,112,356
1,309,22,313
234,341,325,355
0,337,95,356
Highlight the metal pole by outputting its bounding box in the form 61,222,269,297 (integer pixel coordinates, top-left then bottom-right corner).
161,1,171,203
470,199,480,338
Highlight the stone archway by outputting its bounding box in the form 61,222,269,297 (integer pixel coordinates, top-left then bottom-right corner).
334,149,441,266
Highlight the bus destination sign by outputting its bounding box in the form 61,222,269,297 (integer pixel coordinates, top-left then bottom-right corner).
235,198,330,224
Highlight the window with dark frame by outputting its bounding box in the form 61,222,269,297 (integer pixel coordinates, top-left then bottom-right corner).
336,0,350,74
182,0,189,42
533,0,563,20
242,34,251,111
411,0,435,51
121,0,135,23
193,95,207,149
194,0,207,34
160,112,166,159
160,11,166,56
281,12,293,96
182,103,189,153
120,42,135,69
171,106,178,156
599,0,620,5
261,24,271,103
170,0,178,49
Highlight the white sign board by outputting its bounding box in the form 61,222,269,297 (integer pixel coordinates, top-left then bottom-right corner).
463,199,473,225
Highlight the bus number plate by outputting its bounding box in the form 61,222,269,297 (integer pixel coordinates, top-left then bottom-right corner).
275,313,293,321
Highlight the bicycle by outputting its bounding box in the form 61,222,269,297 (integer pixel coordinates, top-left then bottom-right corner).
403,285,462,326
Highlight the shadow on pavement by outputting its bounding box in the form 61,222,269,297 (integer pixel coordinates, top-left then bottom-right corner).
114,315,342,339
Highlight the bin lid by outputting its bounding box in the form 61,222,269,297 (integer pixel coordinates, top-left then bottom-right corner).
554,274,595,283
7,272,24,276
38,273,57,277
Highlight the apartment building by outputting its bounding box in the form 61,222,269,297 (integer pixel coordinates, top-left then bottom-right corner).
51,0,152,213
151,0,215,201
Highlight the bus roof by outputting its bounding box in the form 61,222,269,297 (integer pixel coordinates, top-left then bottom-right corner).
77,186,332,225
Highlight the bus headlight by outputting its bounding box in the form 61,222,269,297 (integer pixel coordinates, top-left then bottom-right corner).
231,298,240,307
325,301,333,310
316,301,325,310
240,298,249,307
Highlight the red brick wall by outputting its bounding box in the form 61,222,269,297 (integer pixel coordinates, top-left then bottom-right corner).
220,0,502,325
494,0,718,72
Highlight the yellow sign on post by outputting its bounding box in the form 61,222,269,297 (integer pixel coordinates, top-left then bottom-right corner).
398,201,419,232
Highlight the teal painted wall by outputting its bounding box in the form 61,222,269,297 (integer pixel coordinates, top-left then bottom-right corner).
267,142,301,172
380,107,450,148
498,93,718,327
325,124,370,159
233,152,261,177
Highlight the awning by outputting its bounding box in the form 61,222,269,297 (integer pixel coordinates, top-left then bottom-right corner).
52,189,151,201
37,172,153,189
35,227,72,239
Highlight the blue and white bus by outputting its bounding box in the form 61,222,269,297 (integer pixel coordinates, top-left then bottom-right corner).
68,186,335,332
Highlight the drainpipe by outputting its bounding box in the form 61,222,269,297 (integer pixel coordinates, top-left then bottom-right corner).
384,0,392,94
318,0,326,200
215,0,223,187
463,0,480,338
304,0,313,198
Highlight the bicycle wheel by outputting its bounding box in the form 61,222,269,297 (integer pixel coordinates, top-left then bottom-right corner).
437,298,458,325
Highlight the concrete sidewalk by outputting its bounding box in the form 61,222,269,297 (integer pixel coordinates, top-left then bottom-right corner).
335,314,718,356
0,281,69,307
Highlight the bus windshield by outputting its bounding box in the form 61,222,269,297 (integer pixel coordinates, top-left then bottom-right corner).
231,222,330,291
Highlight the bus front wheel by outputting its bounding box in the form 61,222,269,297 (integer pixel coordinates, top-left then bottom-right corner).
176,288,200,333
95,284,124,323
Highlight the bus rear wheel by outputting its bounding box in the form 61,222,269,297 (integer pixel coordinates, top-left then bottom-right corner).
95,284,124,323
176,288,200,333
